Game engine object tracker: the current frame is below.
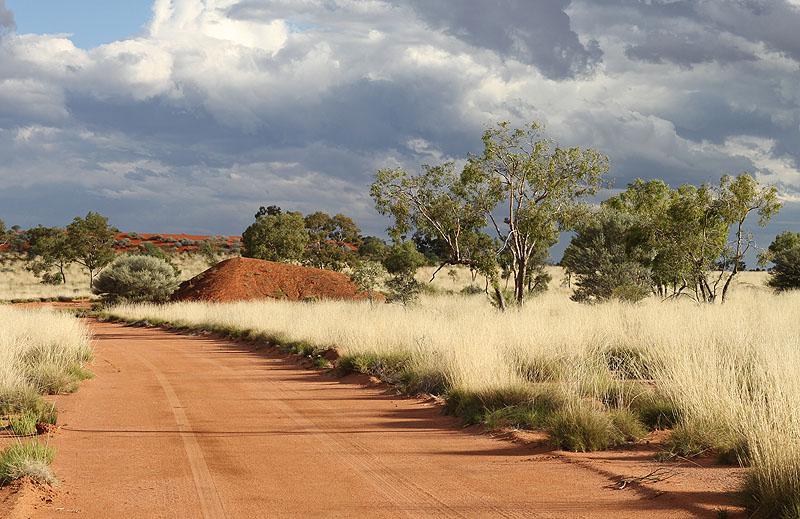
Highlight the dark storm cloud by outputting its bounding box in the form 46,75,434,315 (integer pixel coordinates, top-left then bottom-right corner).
398,0,602,79
625,29,756,67
0,0,798,246
584,0,800,65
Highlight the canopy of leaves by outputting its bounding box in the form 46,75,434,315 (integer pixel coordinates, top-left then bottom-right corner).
383,241,426,275
25,226,75,285
242,211,309,263
304,211,362,271
562,209,652,303
66,212,117,281
765,231,800,291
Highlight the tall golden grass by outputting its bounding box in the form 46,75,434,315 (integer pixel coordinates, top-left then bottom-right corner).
0,253,214,301
104,271,798,516
0,305,92,412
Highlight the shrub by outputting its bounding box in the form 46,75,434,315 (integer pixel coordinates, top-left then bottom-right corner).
385,273,422,305
460,284,484,296
93,255,179,303
561,209,652,303
0,441,57,485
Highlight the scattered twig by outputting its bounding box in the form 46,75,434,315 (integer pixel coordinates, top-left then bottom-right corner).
616,467,679,490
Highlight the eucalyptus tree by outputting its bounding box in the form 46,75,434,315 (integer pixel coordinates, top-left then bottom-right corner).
372,162,506,307
606,174,780,303
67,212,117,288
462,121,608,305
372,121,609,307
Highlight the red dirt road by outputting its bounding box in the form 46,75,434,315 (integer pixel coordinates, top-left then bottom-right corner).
20,322,740,518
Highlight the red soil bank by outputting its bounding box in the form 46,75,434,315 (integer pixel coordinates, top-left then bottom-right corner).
172,257,370,302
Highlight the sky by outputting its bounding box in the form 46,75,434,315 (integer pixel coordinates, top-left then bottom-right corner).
1,0,799,261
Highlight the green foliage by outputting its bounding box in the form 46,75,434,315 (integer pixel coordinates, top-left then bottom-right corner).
0,219,11,247
465,121,609,305
562,209,652,303
357,236,388,262
350,260,387,306
0,441,56,485
67,212,117,287
605,174,780,302
138,241,181,274
547,404,625,452
304,212,361,270
25,226,75,285
197,238,224,267
93,254,179,303
372,122,608,308
763,232,800,291
9,412,37,436
242,211,309,263
383,241,426,274
385,272,422,305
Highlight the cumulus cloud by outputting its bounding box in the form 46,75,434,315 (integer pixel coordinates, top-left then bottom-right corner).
0,0,798,242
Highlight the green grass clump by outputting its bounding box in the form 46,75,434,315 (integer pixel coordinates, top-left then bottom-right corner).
336,352,412,384
666,421,746,464
9,412,38,436
599,345,655,379
0,387,40,416
0,442,57,485
445,384,565,428
629,390,679,430
744,470,800,519
547,403,626,452
511,353,566,383
397,366,448,395
610,408,647,441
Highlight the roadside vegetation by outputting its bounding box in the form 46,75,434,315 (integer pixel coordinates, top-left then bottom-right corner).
102,283,798,516
0,306,92,485
4,120,800,514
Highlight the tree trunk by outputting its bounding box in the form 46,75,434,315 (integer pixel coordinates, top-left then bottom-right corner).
492,281,506,311
514,257,527,305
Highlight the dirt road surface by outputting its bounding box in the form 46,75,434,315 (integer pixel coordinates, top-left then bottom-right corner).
17,321,739,518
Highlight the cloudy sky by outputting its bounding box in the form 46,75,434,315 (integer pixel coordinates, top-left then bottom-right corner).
1,0,799,255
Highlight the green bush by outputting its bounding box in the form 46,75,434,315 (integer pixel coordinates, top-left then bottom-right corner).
93,254,179,303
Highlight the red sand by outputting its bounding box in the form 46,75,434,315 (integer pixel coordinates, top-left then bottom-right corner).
172,257,370,302
2,321,744,518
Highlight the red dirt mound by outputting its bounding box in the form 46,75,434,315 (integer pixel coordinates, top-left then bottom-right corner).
172,257,371,303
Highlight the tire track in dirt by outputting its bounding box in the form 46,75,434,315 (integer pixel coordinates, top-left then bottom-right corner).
181,343,469,518
135,353,228,519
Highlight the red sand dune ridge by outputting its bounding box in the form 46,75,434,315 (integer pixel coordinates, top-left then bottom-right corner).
172,257,371,302
114,232,240,253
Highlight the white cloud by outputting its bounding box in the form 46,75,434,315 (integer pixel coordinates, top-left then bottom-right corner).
0,0,798,237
